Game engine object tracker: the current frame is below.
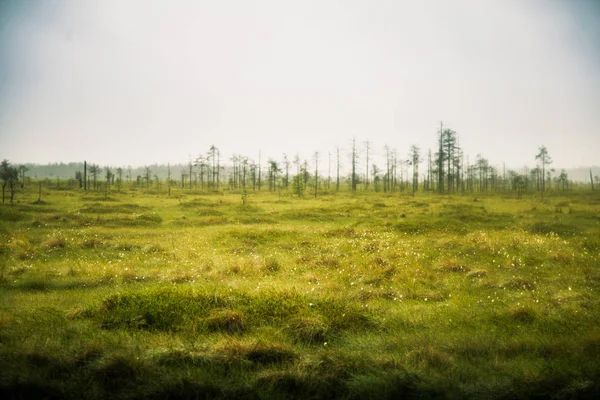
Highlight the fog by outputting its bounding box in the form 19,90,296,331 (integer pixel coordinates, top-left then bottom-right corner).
1,0,599,169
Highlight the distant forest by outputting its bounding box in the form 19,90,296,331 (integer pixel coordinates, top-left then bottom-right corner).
17,162,600,184
3,128,600,197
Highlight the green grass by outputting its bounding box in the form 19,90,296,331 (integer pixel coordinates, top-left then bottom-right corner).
1,186,599,399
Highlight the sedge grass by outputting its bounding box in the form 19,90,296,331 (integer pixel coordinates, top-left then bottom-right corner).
0,186,599,398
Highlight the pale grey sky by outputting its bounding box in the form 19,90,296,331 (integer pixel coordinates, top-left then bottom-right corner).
1,0,599,171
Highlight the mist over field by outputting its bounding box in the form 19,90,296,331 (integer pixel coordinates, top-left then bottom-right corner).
1,0,599,168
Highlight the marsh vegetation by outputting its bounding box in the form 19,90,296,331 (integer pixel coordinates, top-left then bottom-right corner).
1,185,599,399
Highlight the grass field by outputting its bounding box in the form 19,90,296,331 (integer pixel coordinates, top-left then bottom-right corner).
1,185,599,399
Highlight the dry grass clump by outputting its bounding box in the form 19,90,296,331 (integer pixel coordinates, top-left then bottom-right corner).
74,343,104,367
286,315,329,344
504,277,535,291
45,237,66,249
466,269,487,278
80,238,103,249
403,288,447,302
552,252,574,265
204,309,247,334
264,257,282,273
141,243,164,253
170,272,196,283
503,305,537,324
214,339,296,365
438,258,470,273
95,353,147,385
406,346,454,371
316,255,340,269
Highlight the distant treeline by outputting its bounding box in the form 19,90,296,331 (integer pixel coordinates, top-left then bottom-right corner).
7,158,599,201
4,126,600,198
20,162,184,181
18,162,600,185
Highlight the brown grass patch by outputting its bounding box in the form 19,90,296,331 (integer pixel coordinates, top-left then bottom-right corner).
204,309,246,334
406,346,454,371
466,269,487,278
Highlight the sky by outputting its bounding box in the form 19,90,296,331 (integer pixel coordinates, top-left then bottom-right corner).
1,0,599,172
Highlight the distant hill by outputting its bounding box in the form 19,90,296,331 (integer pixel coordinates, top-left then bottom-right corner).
564,166,600,183
20,162,191,181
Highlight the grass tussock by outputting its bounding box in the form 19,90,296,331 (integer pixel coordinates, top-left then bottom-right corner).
214,339,296,365
438,258,470,273
497,305,538,324
45,237,66,249
204,309,247,334
527,221,580,237
503,277,536,291
406,346,454,371
466,269,487,278
286,315,329,344
86,288,379,340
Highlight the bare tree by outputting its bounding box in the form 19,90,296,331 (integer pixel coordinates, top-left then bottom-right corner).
426,149,433,192
443,128,456,192
189,161,193,191
328,152,331,190
283,154,290,190
409,145,421,195
241,157,248,189
116,168,123,192
535,145,552,199
194,156,207,190
89,164,100,191
105,167,112,192
144,166,152,189
336,147,341,192
384,145,391,193
216,149,221,189
154,174,161,191
364,140,371,191
558,169,568,191
257,151,262,191
249,160,257,191
209,145,218,188
268,159,280,191
476,155,489,192
351,138,358,192
303,159,309,188
75,171,83,188
294,153,302,194
18,165,28,188
372,164,380,192
314,151,319,198
230,155,238,189
437,122,445,193
292,154,304,197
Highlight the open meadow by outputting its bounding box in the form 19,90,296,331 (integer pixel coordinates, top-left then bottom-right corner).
1,185,599,399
